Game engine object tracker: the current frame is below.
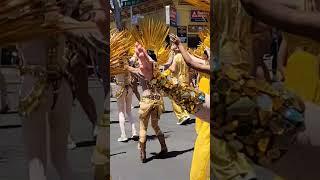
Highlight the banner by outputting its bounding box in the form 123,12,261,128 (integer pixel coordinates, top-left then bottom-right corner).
190,10,209,22
165,6,177,26
170,6,177,26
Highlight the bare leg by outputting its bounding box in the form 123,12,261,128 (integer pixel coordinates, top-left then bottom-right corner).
125,88,137,137
19,38,52,180
21,101,49,180
48,79,73,180
150,109,162,136
73,59,98,126
131,80,140,101
96,52,109,97
0,71,9,111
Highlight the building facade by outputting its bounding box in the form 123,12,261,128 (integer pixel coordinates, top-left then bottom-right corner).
111,0,209,48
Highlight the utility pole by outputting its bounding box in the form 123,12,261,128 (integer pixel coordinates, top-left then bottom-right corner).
112,0,123,30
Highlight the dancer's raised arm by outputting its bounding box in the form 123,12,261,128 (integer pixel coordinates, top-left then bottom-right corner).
169,34,210,74
241,0,320,41
134,42,210,122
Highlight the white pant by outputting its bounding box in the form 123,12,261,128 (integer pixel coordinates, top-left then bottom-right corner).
117,87,137,137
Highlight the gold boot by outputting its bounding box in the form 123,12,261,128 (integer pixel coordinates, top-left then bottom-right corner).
139,141,147,163
157,134,168,156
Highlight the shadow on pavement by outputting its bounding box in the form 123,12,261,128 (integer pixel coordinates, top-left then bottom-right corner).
0,124,21,129
146,147,194,162
146,132,171,141
111,152,126,157
180,119,195,126
0,111,18,114
76,140,96,147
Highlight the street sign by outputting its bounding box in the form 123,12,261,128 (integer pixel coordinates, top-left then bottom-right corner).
122,0,147,7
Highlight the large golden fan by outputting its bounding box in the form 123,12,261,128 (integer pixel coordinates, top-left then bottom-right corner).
130,18,170,65
184,0,210,11
0,0,96,46
110,29,134,75
192,29,210,58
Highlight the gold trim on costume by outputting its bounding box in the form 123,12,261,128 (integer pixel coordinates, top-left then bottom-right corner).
150,64,205,114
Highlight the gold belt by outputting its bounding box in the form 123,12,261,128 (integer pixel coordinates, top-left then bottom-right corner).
142,94,161,100
19,65,65,117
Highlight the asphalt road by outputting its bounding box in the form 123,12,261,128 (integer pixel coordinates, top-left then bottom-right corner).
0,68,105,180
110,85,197,180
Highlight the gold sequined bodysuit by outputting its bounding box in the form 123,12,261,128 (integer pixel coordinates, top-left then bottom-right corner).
115,72,132,98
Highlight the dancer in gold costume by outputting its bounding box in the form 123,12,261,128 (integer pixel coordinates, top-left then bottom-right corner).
128,19,170,163
0,1,107,179
167,44,191,125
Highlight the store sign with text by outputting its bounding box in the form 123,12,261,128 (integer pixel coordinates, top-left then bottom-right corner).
190,10,209,22
177,26,187,43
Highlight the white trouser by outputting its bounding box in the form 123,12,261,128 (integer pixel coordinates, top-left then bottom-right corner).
117,87,137,137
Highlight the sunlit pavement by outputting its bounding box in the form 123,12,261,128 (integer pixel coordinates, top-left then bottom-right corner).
110,85,197,180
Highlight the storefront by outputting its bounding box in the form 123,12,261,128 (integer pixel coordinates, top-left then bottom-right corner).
111,0,209,48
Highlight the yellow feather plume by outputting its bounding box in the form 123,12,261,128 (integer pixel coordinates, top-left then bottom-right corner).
184,0,210,11
0,0,96,46
110,29,134,75
192,29,210,58
130,18,170,65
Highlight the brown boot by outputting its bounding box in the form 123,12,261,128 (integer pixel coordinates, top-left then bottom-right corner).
157,134,168,156
139,141,146,163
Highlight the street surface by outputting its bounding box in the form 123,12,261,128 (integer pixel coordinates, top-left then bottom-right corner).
110,85,197,180
0,68,105,180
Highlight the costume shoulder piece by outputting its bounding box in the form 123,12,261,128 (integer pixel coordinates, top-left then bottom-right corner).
110,29,134,75
192,29,210,58
0,0,96,46
212,64,306,166
130,18,170,65
184,0,209,11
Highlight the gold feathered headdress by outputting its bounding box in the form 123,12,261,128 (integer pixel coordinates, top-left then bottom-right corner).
192,29,210,58
130,18,170,65
184,0,210,12
0,0,97,46
110,29,134,75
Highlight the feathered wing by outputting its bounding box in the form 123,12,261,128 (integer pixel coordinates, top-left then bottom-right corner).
192,29,210,58
110,29,134,75
130,18,170,65
184,0,210,11
0,1,96,46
